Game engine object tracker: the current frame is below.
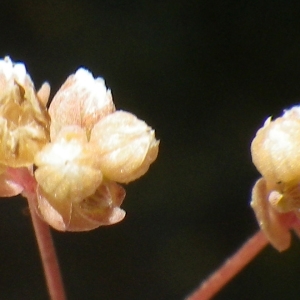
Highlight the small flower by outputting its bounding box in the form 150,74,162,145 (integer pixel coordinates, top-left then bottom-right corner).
48,68,115,140
90,110,159,183
0,57,50,167
251,106,300,251
251,109,300,184
34,126,103,207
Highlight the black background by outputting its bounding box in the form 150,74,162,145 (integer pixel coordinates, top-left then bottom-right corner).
1,1,300,299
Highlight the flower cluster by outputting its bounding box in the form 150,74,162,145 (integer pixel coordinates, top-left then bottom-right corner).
0,57,159,231
251,106,300,251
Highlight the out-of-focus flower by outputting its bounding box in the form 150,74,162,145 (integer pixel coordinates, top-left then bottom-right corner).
90,110,159,183
251,106,300,251
48,68,115,140
0,57,50,167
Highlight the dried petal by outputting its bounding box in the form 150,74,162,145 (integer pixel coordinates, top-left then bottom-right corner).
68,180,126,231
251,178,292,251
37,180,126,231
49,68,115,139
37,82,51,107
90,110,159,183
37,187,70,231
0,57,50,167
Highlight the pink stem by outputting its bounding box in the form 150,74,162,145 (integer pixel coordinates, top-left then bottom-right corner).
7,167,67,300
27,196,67,300
186,230,269,300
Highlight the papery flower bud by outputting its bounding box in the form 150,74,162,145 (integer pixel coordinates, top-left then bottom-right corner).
49,68,115,140
34,126,103,222
90,110,159,183
0,57,50,167
37,180,126,231
251,109,300,184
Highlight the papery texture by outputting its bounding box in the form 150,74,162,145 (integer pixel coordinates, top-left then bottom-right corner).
0,56,160,233
251,116,300,184
49,68,115,140
34,126,103,209
37,180,126,231
0,57,50,167
90,110,159,183
251,178,292,251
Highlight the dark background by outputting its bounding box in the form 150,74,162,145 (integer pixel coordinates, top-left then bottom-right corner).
1,1,300,299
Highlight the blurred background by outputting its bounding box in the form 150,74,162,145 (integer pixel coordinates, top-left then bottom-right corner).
1,0,300,299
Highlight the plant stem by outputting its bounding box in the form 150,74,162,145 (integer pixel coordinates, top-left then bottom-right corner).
185,230,268,300
7,167,67,300
27,197,67,300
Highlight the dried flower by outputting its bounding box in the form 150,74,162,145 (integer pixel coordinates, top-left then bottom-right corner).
48,68,115,140
0,57,50,167
251,110,300,184
251,106,300,251
90,110,159,183
0,57,159,232
35,126,103,200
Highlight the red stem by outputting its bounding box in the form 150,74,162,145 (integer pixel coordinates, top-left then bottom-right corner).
185,230,269,300
7,167,67,300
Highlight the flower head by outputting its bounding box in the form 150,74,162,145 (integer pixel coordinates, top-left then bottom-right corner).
0,57,159,232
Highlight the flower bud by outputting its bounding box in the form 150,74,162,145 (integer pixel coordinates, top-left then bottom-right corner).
0,57,50,167
49,68,115,139
251,112,300,184
34,126,103,219
90,110,159,183
37,180,126,231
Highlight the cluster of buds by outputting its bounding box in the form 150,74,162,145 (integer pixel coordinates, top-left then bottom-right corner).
0,57,159,231
251,106,300,251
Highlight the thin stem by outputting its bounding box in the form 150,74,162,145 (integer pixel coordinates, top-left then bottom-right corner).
7,167,67,300
27,197,67,300
185,230,269,300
